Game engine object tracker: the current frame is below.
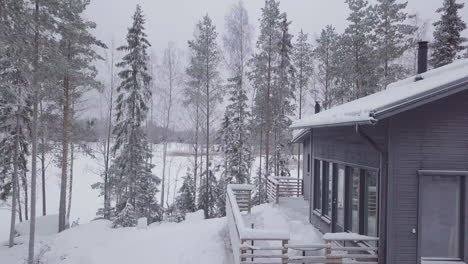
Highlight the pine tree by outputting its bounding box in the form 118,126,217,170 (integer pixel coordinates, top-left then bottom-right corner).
339,0,379,100
174,170,197,218
430,0,467,68
293,30,314,118
249,0,282,181
374,0,417,88
186,15,222,219
111,5,160,227
57,0,106,232
314,25,340,109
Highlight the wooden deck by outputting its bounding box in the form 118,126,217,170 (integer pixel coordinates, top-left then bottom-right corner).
227,184,379,264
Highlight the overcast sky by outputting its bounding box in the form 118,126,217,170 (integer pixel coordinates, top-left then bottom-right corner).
85,0,468,52
82,0,468,122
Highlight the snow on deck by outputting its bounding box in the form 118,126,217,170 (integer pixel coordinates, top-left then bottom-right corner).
244,198,322,250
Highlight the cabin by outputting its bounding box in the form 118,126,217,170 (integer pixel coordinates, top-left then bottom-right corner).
290,43,468,264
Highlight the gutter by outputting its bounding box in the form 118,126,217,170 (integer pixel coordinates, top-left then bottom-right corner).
291,119,376,131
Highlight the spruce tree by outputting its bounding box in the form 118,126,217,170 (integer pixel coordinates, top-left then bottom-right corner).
174,170,197,219
271,14,295,177
111,5,160,227
197,166,218,218
430,0,467,68
374,0,417,88
220,76,253,185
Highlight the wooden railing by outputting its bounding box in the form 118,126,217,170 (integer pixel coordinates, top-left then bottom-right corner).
267,176,303,203
227,184,290,264
227,184,379,264
239,234,379,264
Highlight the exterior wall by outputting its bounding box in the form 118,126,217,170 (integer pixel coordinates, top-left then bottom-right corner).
387,89,468,264
303,135,312,201
309,124,386,234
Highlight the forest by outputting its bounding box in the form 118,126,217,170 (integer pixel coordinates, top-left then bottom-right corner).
0,0,467,263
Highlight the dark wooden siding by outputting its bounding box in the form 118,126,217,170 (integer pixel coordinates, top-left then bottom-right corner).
387,88,468,264
309,124,386,234
313,125,385,168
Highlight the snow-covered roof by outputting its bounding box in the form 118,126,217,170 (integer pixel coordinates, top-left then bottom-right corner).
291,59,468,132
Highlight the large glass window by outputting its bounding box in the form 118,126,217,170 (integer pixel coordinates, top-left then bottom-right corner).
336,165,345,231
312,159,379,238
313,160,322,211
364,170,378,237
350,168,360,233
325,162,333,218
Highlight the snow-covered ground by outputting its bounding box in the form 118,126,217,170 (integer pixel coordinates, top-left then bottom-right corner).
0,142,304,263
0,211,233,264
0,198,321,264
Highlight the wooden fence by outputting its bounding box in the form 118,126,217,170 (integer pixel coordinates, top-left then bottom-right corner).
267,176,303,203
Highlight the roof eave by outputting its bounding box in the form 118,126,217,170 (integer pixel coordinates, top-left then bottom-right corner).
373,76,468,120
291,119,376,131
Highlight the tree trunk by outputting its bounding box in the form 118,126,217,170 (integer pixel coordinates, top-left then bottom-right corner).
8,89,21,247
16,177,23,222
28,0,40,261
58,41,71,232
205,51,210,219
40,100,46,216
66,141,74,222
103,48,114,219
22,170,28,220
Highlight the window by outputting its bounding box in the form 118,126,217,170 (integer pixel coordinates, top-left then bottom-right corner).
364,170,378,237
336,165,345,231
312,159,379,238
307,154,311,172
349,168,360,233
324,162,333,218
313,160,322,211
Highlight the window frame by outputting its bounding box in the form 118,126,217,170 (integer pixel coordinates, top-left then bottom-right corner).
313,157,380,237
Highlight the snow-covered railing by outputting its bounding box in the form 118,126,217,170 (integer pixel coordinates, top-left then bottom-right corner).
227,184,378,263
238,233,378,263
227,184,290,264
267,176,303,203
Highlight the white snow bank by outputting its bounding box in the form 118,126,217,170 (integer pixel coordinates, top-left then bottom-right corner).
292,58,468,129
0,217,229,264
16,215,59,237
184,210,205,223
323,232,378,241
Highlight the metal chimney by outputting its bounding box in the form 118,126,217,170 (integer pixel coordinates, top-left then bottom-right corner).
314,101,321,114
417,41,428,74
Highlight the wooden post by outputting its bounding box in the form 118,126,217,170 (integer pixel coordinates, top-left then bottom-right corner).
251,223,254,262
282,240,288,264
248,190,252,213
276,183,280,204
241,239,246,262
